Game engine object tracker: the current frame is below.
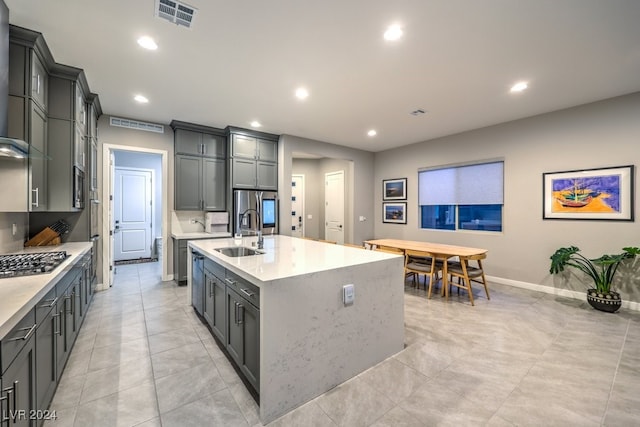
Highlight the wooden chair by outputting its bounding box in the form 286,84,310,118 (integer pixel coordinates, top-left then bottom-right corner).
404,249,442,297
447,253,489,306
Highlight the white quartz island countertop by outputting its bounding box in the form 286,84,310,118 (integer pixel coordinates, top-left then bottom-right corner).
170,231,230,239
188,235,399,284
0,242,92,338
188,235,405,424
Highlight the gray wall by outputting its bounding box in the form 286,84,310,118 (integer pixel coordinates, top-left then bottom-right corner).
0,212,28,252
373,92,640,302
114,150,163,239
279,135,375,245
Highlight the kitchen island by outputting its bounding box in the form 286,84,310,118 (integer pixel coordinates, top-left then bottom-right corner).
188,235,405,424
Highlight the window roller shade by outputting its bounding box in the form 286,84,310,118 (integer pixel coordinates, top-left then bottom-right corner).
419,161,503,205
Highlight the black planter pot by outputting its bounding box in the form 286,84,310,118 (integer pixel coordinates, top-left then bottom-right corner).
587,289,622,313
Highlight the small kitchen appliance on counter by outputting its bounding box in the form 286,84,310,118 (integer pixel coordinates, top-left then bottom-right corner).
205,211,229,234
0,251,68,278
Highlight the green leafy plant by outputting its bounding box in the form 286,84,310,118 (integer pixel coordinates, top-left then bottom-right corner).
549,246,640,293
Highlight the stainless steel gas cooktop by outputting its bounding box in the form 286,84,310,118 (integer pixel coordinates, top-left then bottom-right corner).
0,251,68,279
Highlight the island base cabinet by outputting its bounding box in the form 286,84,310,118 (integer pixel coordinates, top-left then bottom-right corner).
211,276,226,343
226,287,260,393
204,272,226,342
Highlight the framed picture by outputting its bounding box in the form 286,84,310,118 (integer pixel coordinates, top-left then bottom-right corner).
383,202,407,224
383,178,407,200
543,165,634,221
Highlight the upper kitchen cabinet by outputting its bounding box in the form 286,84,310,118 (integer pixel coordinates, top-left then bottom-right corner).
227,127,278,190
8,26,50,113
171,120,227,211
47,64,91,211
86,93,102,196
7,25,54,212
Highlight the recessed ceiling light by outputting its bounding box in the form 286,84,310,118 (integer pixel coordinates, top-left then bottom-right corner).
367,130,377,137
384,25,403,41
510,81,528,93
250,121,262,128
295,87,309,100
137,36,158,50
134,94,149,103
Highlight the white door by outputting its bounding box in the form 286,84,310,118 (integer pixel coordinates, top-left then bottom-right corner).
325,170,344,244
113,167,153,261
109,152,115,286
291,174,305,238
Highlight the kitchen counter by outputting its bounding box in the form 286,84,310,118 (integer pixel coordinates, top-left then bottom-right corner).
0,242,92,338
170,231,230,239
189,234,399,283
189,235,405,424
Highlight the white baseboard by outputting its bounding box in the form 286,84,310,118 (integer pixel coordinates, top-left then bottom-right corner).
487,275,640,312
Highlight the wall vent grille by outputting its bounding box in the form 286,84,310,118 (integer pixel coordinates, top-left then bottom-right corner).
155,0,196,28
110,117,165,134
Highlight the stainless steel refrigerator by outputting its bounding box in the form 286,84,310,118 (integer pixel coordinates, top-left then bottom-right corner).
233,190,278,236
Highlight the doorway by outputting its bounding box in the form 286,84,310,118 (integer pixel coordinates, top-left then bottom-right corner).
291,174,305,238
113,167,154,261
325,170,345,244
102,144,169,288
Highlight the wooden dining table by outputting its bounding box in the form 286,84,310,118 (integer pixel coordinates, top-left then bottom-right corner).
364,238,488,300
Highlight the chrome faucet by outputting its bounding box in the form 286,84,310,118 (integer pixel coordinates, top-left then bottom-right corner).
239,208,263,249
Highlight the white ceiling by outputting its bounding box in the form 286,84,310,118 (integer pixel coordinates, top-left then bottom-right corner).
6,0,640,152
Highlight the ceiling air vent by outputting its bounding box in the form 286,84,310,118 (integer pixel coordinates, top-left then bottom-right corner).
110,117,165,134
155,0,197,28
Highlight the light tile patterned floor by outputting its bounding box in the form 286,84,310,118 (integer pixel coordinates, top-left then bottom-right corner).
45,261,640,426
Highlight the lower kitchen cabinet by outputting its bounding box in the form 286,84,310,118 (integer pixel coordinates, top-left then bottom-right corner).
173,238,188,285
191,258,260,394
35,289,58,415
204,270,226,343
0,253,93,426
226,286,260,392
1,314,37,427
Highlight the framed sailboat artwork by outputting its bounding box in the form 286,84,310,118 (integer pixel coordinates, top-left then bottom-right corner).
543,165,634,221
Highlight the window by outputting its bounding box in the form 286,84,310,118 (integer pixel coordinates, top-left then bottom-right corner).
419,161,503,232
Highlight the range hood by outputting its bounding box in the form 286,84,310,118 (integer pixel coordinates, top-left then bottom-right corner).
0,136,29,158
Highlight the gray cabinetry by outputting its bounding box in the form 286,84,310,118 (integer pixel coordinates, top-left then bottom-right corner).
1,253,93,425
172,121,227,211
35,288,57,414
203,158,226,210
175,155,202,211
190,257,260,394
47,67,90,211
204,260,226,342
225,280,260,392
29,102,47,211
173,238,189,284
1,309,36,427
228,129,278,190
7,27,53,212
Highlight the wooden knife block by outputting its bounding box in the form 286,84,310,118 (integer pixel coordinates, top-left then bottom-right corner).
24,227,61,247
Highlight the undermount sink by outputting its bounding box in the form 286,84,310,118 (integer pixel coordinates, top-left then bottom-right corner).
215,247,265,257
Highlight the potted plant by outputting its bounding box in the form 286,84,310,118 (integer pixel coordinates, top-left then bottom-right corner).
549,246,640,313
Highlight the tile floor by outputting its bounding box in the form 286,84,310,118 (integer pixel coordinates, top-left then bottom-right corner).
44,261,640,426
